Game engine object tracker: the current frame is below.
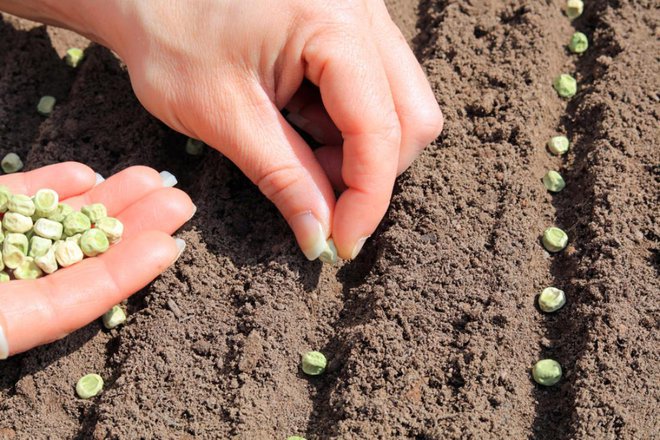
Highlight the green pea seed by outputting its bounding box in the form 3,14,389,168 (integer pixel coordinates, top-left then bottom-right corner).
565,0,584,19
1,153,23,174
553,74,577,98
0,272,9,283
33,189,59,217
0,191,9,213
47,203,74,223
532,359,562,386
185,138,205,155
54,240,84,267
81,203,108,223
8,194,35,216
80,229,109,257
94,217,124,244
37,95,56,116
3,212,33,233
301,351,327,376
102,305,127,329
33,218,64,240
547,136,570,156
569,32,588,54
542,170,566,192
29,236,52,258
35,246,58,274
13,257,43,280
63,212,91,237
319,238,338,264
538,287,566,313
542,227,569,253
75,374,104,399
65,47,85,68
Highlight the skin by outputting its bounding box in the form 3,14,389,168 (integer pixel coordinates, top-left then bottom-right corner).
0,0,443,356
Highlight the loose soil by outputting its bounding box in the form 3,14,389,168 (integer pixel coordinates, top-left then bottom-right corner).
0,0,658,438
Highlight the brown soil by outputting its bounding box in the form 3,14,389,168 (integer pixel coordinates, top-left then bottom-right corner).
0,0,658,438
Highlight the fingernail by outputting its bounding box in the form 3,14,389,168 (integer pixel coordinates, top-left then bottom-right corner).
319,238,338,264
188,204,197,221
0,324,9,360
95,173,105,186
351,236,369,260
286,112,309,130
173,238,186,263
160,171,178,187
289,211,327,261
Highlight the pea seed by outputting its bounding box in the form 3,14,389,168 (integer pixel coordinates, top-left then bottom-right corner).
532,359,562,386
569,32,588,54
538,287,566,313
319,239,338,264
37,95,56,116
542,227,568,253
102,305,127,329
0,272,9,283
13,257,43,280
547,136,570,156
47,203,74,223
65,47,84,68
0,191,9,213
29,236,52,258
553,74,577,98
54,240,84,268
8,194,35,217
33,189,59,217
62,212,91,237
94,217,124,244
80,229,109,257
33,218,64,240
542,170,566,192
75,374,104,399
1,153,23,174
565,0,584,19
301,351,327,376
3,212,33,233
81,203,108,223
35,246,58,274
185,138,205,155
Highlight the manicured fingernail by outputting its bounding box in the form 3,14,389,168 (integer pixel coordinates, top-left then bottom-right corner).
289,211,327,261
173,238,186,262
95,173,105,186
319,238,338,264
0,324,9,360
160,171,178,187
351,236,369,260
286,112,309,130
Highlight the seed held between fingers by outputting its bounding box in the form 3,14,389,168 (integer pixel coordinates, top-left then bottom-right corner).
318,238,338,264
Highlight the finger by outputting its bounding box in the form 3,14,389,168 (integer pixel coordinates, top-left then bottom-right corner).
63,166,166,214
370,2,444,173
0,162,95,198
204,86,336,261
314,145,347,192
0,230,183,358
305,24,401,259
115,187,195,239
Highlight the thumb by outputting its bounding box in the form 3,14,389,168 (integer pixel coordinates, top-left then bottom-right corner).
210,91,336,261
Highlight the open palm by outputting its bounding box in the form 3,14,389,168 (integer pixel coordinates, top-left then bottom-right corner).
0,162,195,359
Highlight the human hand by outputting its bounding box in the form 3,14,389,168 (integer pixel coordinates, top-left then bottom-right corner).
96,0,443,261
0,163,195,358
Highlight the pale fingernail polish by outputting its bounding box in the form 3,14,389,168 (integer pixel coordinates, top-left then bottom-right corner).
351,236,369,260
160,171,178,187
319,238,338,264
289,211,327,261
286,112,309,130
95,173,105,186
0,324,9,360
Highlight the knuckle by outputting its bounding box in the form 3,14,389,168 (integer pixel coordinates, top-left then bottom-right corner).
415,104,444,144
255,164,304,204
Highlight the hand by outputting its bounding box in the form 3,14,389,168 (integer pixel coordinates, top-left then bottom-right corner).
99,0,443,260
0,163,195,359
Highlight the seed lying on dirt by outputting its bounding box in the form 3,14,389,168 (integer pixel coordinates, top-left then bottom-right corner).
565,0,584,20
1,153,23,174
102,305,127,329
301,351,327,376
547,136,570,156
185,138,205,156
542,170,566,193
553,74,577,98
65,47,84,68
319,238,338,265
538,287,566,312
76,373,104,399
532,359,562,386
542,227,568,253
0,188,122,280
569,32,589,53
37,95,56,116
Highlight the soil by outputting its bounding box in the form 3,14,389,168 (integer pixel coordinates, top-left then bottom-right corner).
0,0,658,439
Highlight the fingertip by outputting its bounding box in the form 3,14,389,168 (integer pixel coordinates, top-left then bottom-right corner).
57,162,97,189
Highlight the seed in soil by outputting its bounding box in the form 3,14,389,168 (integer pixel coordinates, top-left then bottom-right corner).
185,138,205,155
1,153,23,174
542,227,568,253
565,0,584,19
301,351,327,376
76,373,104,399
542,170,566,192
65,47,84,68
547,136,570,156
37,95,56,116
538,287,566,312
319,238,338,264
569,32,588,53
553,74,577,98
102,305,127,329
532,359,562,386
